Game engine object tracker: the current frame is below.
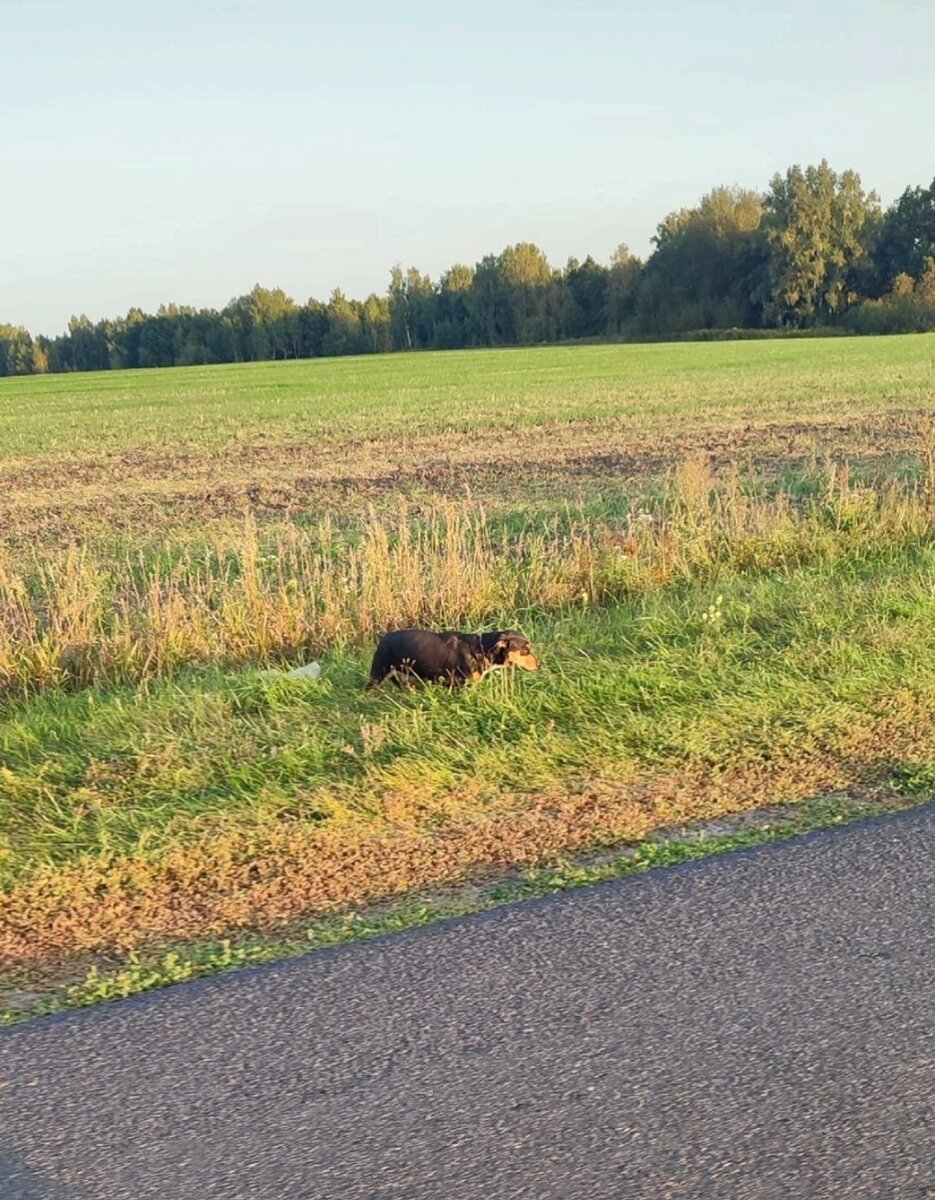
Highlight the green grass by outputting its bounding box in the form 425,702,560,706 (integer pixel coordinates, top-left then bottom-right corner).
4,541,935,888
4,334,935,1010
2,334,934,458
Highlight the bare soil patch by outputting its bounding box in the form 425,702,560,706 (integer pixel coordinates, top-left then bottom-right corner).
2,408,928,548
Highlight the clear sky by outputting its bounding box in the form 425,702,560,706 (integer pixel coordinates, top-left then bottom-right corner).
2,0,933,335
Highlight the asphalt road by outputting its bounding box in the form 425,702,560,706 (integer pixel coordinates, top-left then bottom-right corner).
2,805,934,1200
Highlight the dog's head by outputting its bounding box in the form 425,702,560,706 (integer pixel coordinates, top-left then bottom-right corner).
481,630,540,671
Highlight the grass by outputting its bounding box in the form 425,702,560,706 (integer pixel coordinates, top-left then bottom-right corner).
3,335,934,554
3,336,934,459
2,333,935,1017
3,454,934,698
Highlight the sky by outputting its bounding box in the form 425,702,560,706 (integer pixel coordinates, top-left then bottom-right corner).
2,0,933,336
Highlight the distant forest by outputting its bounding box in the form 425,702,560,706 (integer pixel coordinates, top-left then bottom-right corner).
2,161,934,377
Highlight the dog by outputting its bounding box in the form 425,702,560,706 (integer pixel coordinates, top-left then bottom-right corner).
366,628,539,689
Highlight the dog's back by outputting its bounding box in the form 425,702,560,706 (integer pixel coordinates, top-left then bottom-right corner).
367,629,483,687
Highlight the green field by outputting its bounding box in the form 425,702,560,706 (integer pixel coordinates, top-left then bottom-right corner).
2,335,935,1019
3,336,934,459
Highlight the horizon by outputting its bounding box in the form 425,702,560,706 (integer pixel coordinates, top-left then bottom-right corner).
3,0,933,337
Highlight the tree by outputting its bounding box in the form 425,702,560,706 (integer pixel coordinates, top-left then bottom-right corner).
388,265,411,349
466,254,505,346
321,289,367,356
63,314,109,371
387,266,436,350
406,268,437,348
0,324,37,375
562,256,610,338
435,264,474,348
873,179,935,293
916,257,935,302
499,242,552,343
361,293,392,353
604,244,643,334
762,161,880,325
117,307,147,368
298,300,329,357
246,285,299,360
31,338,49,374
633,187,765,334
137,311,178,368
221,294,256,361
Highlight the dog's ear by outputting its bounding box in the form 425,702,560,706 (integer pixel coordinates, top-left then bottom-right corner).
490,635,511,665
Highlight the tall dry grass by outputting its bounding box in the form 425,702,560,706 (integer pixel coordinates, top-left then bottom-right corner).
1,460,932,698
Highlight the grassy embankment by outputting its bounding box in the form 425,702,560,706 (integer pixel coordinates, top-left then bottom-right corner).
2,334,935,1020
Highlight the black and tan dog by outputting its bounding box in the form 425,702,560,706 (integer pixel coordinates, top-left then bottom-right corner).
367,628,539,689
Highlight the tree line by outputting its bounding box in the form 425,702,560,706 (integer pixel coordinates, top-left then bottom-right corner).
2,161,934,377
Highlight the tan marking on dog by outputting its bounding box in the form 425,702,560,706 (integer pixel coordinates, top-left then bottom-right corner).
508,650,540,671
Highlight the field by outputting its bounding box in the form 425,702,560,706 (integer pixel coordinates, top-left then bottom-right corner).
3,334,935,1018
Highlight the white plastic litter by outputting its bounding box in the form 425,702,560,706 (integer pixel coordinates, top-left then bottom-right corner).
260,661,322,681
286,661,322,680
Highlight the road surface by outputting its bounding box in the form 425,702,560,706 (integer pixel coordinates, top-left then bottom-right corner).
2,804,934,1199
